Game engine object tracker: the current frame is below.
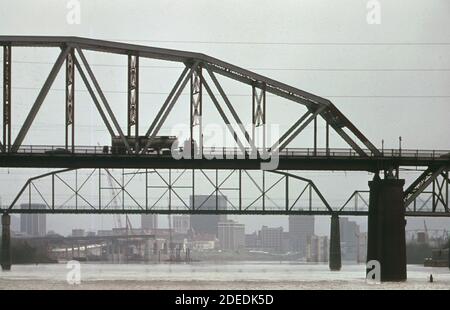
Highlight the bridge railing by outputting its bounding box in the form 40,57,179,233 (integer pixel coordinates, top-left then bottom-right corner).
6,145,450,159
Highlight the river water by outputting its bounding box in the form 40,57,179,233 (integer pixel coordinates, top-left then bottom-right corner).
0,262,449,290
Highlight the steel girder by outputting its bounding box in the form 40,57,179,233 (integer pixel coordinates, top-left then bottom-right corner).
0,36,379,157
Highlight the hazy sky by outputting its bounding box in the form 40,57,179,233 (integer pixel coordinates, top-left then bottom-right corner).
0,0,449,235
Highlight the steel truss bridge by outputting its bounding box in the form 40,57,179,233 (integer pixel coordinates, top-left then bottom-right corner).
0,36,449,279
0,36,448,216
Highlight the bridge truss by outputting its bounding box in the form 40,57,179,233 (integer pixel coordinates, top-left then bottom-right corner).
0,36,380,158
3,167,449,217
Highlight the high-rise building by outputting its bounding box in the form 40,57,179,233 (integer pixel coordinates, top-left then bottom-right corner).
218,220,245,250
245,232,259,249
260,226,283,252
307,235,329,262
20,203,46,236
190,195,227,236
141,214,158,230
173,215,190,234
340,217,360,262
289,215,315,256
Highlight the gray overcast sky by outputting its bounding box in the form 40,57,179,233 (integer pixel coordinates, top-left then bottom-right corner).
0,0,449,235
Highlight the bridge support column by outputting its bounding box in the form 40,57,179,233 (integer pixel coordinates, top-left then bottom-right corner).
367,175,406,281
329,213,341,271
1,214,12,271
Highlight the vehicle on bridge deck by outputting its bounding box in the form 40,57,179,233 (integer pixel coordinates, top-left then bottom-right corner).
44,148,72,155
110,135,178,155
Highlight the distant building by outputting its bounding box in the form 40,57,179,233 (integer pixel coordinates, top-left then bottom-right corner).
11,215,20,233
190,195,227,236
245,232,259,249
289,215,315,256
357,232,368,263
97,230,113,236
141,214,158,230
281,232,291,253
173,215,190,234
218,220,245,250
307,235,328,262
71,229,85,237
260,226,283,252
340,217,360,262
20,203,46,236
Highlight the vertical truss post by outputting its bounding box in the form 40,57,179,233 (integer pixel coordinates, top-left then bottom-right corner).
190,67,202,158
445,170,449,212
122,169,125,210
192,169,195,210
326,121,330,156
252,84,266,150
215,169,219,211
313,116,317,156
52,173,55,209
128,55,139,152
309,184,312,211
262,171,265,211
433,178,436,211
145,169,148,210
75,170,78,210
239,169,242,211
99,169,102,209
168,169,172,211
65,48,75,152
285,175,289,211
3,45,12,152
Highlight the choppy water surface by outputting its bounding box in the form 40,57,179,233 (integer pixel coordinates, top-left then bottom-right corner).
0,262,449,289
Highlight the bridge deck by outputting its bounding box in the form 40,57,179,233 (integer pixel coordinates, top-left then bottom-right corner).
1,147,449,171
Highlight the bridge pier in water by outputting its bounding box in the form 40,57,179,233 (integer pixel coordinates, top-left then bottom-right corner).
1,214,12,271
329,213,341,271
367,175,406,281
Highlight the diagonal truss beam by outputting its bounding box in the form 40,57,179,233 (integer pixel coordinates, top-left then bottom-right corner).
205,65,256,151
144,66,189,141
404,166,446,208
73,56,115,136
11,46,71,152
273,105,327,151
142,62,200,153
76,48,131,153
201,76,246,153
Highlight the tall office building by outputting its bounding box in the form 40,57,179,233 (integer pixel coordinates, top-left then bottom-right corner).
173,215,190,234
289,215,315,256
260,226,283,252
141,214,158,230
340,217,360,262
20,203,46,236
218,220,245,250
190,195,227,236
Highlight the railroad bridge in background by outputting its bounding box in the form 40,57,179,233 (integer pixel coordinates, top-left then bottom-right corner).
0,36,449,281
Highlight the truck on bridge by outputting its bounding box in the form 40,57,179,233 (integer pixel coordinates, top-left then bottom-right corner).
109,135,178,154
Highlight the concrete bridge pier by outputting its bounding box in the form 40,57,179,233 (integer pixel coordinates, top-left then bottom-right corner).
367,174,406,281
1,214,12,271
329,213,342,271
